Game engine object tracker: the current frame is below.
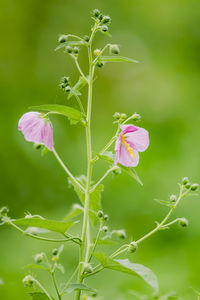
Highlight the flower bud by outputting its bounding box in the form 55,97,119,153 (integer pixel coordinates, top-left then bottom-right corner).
103,214,109,221
93,49,101,56
102,226,108,233
97,210,104,218
52,248,58,256
73,47,79,54
65,86,71,92
117,230,126,239
179,218,189,227
34,143,42,150
83,262,93,274
112,166,121,175
66,46,73,53
62,76,69,83
191,183,199,191
98,14,103,21
58,35,67,43
101,25,108,32
34,253,43,264
185,182,191,189
110,44,120,55
121,113,127,119
96,62,104,68
83,35,90,42
0,206,9,216
102,16,111,24
170,194,177,203
182,177,189,185
128,241,138,253
130,113,141,121
23,275,35,288
113,112,121,120
93,9,100,18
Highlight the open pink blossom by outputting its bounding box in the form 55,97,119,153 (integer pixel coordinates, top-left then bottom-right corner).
18,112,53,151
114,124,149,167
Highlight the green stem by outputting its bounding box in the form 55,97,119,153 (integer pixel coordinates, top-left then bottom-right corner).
75,94,85,114
73,57,88,83
88,220,103,262
60,265,79,296
34,279,53,300
51,272,61,300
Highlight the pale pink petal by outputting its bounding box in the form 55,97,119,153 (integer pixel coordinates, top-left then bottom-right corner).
23,119,44,144
120,124,138,134
118,144,139,167
43,123,53,151
18,112,40,130
125,127,149,152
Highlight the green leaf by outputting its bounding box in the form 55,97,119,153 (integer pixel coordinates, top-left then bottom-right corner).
92,252,159,293
55,40,85,51
29,292,54,300
56,263,65,274
65,283,97,294
30,104,85,125
24,264,49,271
100,56,139,63
97,152,143,185
64,204,83,221
12,216,76,234
68,76,88,99
41,147,49,157
154,198,174,208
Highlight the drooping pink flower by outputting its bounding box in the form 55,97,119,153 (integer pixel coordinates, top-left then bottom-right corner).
114,124,149,167
18,112,53,151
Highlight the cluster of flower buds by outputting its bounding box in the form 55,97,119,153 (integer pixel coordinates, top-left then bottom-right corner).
113,112,127,122
92,9,111,33
182,177,199,191
59,76,71,92
97,210,109,222
65,45,79,55
22,275,35,288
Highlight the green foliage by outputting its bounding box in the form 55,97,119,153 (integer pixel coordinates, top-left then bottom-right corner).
12,216,76,234
92,252,159,293
65,283,97,294
55,40,85,51
68,76,88,99
30,104,85,125
64,204,83,220
29,292,54,300
99,56,139,63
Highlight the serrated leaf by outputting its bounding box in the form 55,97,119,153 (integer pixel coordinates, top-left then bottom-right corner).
97,152,143,185
55,40,85,51
65,283,97,294
29,292,54,300
100,56,139,63
92,252,159,293
30,104,85,125
68,76,88,100
12,216,76,234
64,204,83,220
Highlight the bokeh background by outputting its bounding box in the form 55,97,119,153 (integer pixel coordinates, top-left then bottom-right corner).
0,0,200,299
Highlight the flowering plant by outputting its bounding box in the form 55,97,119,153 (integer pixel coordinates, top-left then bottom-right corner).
0,9,199,300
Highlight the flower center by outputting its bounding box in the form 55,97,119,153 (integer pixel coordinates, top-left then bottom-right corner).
121,135,135,159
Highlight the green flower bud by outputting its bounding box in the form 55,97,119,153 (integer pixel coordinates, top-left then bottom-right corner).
58,35,67,43
98,14,103,21
93,9,100,18
130,113,141,121
170,194,177,203
62,76,69,83
191,183,199,191
83,35,90,42
34,253,43,264
110,44,120,55
52,248,58,256
65,86,71,92
34,143,42,150
179,218,189,227
102,226,108,233
96,62,104,68
182,177,189,185
112,166,121,175
60,82,67,89
128,241,138,253
117,230,126,239
185,182,191,189
73,47,79,54
101,25,108,32
121,113,127,119
102,16,111,24
0,206,9,216
103,214,109,221
93,49,101,56
66,46,73,53
113,112,121,120
22,275,35,287
83,263,93,274
97,210,104,218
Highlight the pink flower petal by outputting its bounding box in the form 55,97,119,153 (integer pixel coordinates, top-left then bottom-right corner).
125,127,149,152
18,112,40,130
43,122,53,151
120,124,138,134
118,144,139,167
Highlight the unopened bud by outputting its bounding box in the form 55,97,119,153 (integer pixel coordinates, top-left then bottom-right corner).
97,210,104,218
83,263,93,274
83,35,90,42
191,183,199,191
170,194,177,203
93,49,101,56
179,218,188,227
93,9,100,18
62,76,69,83
58,35,67,43
131,113,141,121
102,226,108,233
112,166,121,175
101,25,108,32
65,86,71,92
103,214,109,221
34,143,42,150
113,112,121,120
98,14,103,21
73,47,79,54
117,230,126,239
182,177,189,185
128,241,138,253
185,182,191,189
52,248,58,256
23,275,35,288
0,206,9,216
102,16,111,24
66,46,73,53
34,253,43,264
96,62,104,68
121,113,127,119
110,44,120,55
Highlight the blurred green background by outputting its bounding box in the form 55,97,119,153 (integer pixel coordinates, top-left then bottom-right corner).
0,0,200,299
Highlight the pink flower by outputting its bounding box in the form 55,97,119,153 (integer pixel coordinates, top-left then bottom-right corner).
114,124,149,167
18,112,53,151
